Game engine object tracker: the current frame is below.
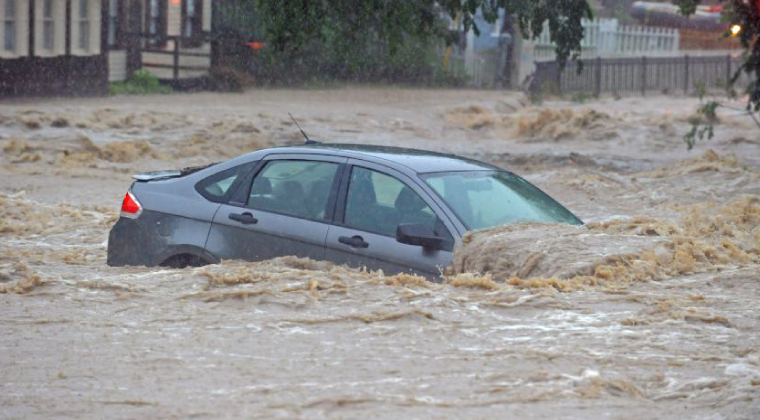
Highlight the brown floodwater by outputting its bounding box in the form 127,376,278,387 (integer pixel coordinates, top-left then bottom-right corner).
1,89,759,419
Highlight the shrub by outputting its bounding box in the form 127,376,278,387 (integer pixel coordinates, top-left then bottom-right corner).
571,91,594,103
109,71,173,95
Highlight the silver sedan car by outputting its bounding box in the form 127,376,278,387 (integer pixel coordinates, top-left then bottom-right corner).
107,144,582,280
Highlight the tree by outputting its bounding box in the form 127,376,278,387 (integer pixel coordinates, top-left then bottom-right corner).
675,0,759,111
676,1,760,149
256,0,593,67
249,0,759,116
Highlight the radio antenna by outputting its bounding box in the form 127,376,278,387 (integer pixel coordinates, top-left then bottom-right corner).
289,113,319,145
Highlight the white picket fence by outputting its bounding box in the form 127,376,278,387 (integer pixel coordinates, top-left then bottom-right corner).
535,18,680,62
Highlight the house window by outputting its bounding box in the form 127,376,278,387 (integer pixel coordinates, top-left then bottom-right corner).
78,0,90,50
146,0,167,47
182,0,202,47
2,0,16,52
69,0,101,55
35,0,64,56
41,0,54,51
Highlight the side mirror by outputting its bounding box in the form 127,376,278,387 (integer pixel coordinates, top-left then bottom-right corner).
396,223,445,250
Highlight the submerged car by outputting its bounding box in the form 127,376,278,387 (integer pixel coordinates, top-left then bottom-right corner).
107,144,582,279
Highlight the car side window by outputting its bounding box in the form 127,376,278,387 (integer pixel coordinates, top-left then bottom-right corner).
344,166,451,239
247,160,339,220
195,163,254,203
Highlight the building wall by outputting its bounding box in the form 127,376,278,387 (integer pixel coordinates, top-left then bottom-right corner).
1,0,215,96
108,49,127,81
107,0,142,83
0,0,108,97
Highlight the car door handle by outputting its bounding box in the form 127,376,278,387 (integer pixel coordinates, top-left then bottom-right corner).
229,212,258,225
338,235,369,249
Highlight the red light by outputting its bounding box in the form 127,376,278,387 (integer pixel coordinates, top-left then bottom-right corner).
121,191,142,219
246,42,265,51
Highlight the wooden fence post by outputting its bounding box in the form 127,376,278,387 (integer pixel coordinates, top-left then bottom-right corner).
684,54,690,94
173,37,180,82
641,56,647,96
726,54,732,94
595,56,602,97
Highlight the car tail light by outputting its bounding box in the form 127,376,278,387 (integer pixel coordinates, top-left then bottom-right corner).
121,191,143,219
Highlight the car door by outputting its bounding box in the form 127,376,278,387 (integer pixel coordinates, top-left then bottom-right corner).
205,154,347,263
324,160,456,280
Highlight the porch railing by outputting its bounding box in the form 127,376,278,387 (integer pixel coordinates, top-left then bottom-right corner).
140,34,212,82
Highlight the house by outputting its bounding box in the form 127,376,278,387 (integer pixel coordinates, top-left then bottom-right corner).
108,0,213,86
0,0,214,97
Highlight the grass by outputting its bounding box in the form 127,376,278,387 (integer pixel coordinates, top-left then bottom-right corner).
109,71,173,95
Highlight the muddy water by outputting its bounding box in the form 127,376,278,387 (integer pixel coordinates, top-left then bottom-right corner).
1,89,760,419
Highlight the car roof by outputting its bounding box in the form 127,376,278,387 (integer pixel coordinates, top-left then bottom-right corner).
260,143,499,174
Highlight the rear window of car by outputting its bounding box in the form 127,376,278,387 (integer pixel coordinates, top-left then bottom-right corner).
195,162,256,203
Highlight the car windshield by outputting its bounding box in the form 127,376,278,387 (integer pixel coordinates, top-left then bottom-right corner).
422,171,582,230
